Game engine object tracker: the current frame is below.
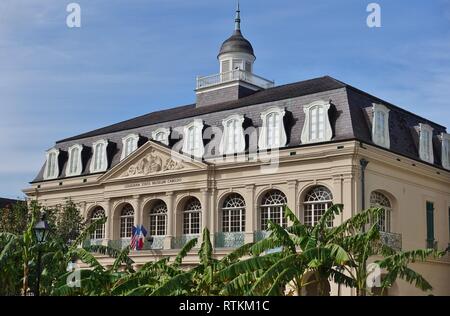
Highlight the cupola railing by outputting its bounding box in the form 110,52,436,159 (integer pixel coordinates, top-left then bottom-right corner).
196,69,274,90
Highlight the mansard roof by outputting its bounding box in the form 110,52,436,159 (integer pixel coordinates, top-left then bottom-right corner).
32,75,448,183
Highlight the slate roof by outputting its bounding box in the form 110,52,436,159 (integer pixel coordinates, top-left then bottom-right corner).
0,198,20,209
32,76,448,183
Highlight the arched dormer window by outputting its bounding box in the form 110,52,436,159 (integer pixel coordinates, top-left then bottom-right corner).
152,128,170,146
441,133,450,170
372,103,390,149
66,144,83,177
90,139,108,173
182,119,204,158
418,123,434,164
259,107,287,150
121,134,139,160
220,114,245,155
301,100,332,144
44,148,59,180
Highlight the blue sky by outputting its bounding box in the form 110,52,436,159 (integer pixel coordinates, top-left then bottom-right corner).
0,0,449,199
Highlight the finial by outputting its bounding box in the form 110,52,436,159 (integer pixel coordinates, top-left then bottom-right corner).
235,0,241,31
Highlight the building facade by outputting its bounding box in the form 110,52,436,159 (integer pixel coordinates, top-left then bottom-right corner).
24,5,450,296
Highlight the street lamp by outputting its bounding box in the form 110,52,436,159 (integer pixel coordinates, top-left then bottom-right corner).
33,211,50,296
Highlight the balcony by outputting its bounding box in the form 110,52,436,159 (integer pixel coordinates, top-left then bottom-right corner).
141,236,165,250
254,230,271,242
380,232,402,251
196,69,275,90
172,235,199,249
108,239,131,250
215,232,245,248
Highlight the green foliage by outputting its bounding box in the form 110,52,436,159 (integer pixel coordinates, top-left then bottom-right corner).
0,201,445,296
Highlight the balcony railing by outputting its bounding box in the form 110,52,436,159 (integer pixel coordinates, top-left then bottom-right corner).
141,236,165,250
215,232,245,248
380,232,402,251
108,238,131,250
82,238,106,248
254,230,271,242
196,69,275,90
172,235,199,249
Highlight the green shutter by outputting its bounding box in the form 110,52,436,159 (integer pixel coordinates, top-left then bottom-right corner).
426,201,434,248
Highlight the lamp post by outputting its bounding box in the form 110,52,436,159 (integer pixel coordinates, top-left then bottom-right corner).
33,211,50,296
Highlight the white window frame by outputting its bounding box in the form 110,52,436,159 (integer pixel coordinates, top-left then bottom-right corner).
441,133,450,170
182,119,204,158
258,107,287,150
121,133,139,160
418,123,434,164
372,103,390,149
219,114,245,155
301,100,332,144
43,148,60,180
66,144,83,177
151,128,170,146
90,139,108,173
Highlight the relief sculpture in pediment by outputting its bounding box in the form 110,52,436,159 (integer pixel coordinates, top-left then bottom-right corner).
121,149,183,178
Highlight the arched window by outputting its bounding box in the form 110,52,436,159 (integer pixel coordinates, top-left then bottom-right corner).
152,128,170,146
44,148,59,180
222,194,246,232
66,144,82,177
260,190,287,230
183,119,204,158
370,191,392,233
90,207,105,240
121,134,139,160
90,139,108,172
120,204,134,238
149,202,167,236
372,103,390,149
183,198,201,235
220,115,245,155
259,107,287,150
303,186,333,227
301,100,332,144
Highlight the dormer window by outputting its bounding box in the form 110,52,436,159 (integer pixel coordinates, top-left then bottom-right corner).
90,139,108,173
419,123,434,164
66,144,82,177
301,100,332,144
44,148,59,180
220,114,245,155
152,128,170,146
183,119,204,158
372,103,390,149
441,133,450,170
121,134,139,160
259,107,287,150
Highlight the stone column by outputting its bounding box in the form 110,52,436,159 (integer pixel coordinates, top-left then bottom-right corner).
104,199,112,244
342,173,354,221
286,180,297,225
332,175,343,226
132,195,142,227
209,188,217,246
164,192,174,249
245,184,255,243
200,189,210,243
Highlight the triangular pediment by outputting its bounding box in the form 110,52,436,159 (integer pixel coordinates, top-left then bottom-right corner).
99,141,208,183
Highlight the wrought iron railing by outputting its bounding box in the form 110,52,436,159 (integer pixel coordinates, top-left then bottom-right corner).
82,238,106,248
108,239,131,250
215,232,245,248
426,239,438,250
172,235,199,249
196,69,275,90
380,232,402,251
254,230,271,242
141,236,165,250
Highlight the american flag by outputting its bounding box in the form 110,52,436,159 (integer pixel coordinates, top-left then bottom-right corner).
130,226,139,250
